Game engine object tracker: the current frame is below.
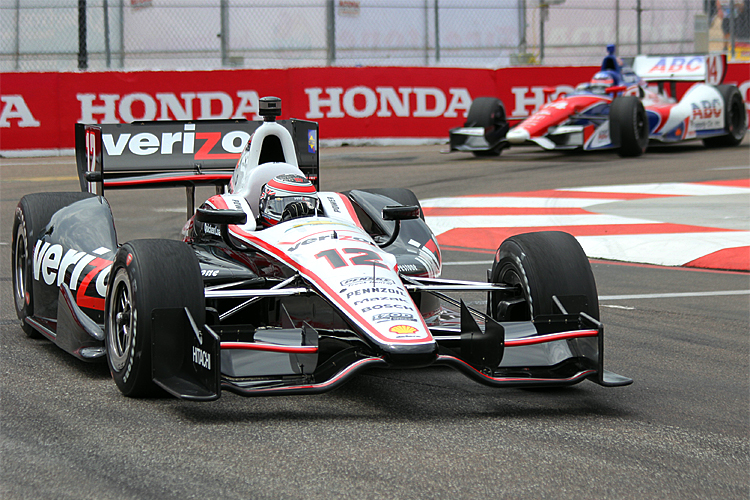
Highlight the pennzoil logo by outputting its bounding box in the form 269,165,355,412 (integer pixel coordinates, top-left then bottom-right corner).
389,325,418,334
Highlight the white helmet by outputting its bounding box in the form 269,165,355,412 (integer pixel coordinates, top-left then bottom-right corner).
258,174,318,227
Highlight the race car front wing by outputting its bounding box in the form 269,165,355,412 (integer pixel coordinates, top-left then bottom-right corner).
150,291,631,401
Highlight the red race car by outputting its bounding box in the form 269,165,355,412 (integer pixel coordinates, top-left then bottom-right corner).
449,45,747,158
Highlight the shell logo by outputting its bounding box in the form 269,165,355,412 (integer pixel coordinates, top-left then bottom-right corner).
389,325,418,334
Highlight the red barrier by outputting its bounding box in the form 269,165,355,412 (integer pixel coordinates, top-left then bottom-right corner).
1,64,748,154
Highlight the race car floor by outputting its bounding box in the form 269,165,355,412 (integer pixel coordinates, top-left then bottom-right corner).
423,179,750,272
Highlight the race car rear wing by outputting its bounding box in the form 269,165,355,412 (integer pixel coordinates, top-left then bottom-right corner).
633,53,727,84
74,117,319,214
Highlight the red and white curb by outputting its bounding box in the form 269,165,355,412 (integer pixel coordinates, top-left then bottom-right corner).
423,179,750,272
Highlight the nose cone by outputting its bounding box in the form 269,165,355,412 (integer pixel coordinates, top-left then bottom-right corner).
506,128,530,144
381,341,439,368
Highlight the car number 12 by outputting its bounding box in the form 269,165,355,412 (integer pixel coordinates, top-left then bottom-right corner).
315,248,388,269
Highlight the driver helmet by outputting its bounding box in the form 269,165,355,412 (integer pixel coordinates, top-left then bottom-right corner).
258,173,318,227
590,70,617,88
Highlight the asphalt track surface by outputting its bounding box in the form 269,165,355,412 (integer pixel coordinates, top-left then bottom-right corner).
1,139,748,499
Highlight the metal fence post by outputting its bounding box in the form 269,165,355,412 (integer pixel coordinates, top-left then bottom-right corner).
424,0,429,65
540,3,547,64
118,0,124,68
730,1,736,58
518,0,527,54
78,0,88,70
14,0,20,70
636,0,641,54
615,0,619,49
220,0,229,66
104,0,111,68
326,0,335,66
435,0,440,63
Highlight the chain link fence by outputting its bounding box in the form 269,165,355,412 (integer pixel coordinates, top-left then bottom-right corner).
2,0,748,72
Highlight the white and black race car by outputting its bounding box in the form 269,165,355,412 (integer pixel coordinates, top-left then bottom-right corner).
12,97,631,401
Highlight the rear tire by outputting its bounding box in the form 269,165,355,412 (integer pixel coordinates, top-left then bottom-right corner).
12,192,95,338
464,97,509,157
488,231,599,322
611,96,649,157
105,239,205,397
702,85,747,148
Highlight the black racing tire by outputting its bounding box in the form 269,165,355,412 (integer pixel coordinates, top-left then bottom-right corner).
702,85,747,148
12,192,96,338
465,97,505,128
105,239,205,397
488,231,599,322
610,95,649,157
464,97,508,157
359,188,424,220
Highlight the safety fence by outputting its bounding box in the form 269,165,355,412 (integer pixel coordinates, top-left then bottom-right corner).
2,0,749,72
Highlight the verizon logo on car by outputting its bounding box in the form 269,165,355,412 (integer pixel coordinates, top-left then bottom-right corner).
33,240,112,311
101,123,250,159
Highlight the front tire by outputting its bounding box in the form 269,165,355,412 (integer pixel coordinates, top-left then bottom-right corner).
105,239,205,397
611,95,649,157
12,192,95,338
488,231,599,322
465,97,509,157
703,85,747,148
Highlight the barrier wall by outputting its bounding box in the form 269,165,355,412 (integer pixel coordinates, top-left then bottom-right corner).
1,64,748,155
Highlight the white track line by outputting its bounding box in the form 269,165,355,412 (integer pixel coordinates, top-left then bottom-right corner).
600,290,750,300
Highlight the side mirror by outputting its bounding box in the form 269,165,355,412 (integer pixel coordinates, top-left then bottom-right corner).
605,85,627,96
195,208,249,252
382,205,420,221
379,205,420,248
84,171,103,182
195,208,247,225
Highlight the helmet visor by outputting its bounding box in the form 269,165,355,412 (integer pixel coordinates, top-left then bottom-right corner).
265,194,318,218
